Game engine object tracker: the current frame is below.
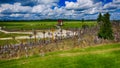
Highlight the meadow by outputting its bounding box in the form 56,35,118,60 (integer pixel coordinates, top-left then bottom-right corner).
0,43,120,68
0,21,97,31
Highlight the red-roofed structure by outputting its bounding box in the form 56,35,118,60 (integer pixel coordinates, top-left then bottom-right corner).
57,19,63,26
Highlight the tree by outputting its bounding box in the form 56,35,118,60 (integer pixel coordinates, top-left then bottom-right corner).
97,13,102,23
82,18,84,23
98,12,114,40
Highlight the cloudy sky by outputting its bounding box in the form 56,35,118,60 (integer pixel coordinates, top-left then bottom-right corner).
0,0,120,20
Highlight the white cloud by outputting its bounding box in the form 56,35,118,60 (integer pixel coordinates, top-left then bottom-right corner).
102,1,120,12
29,0,59,7
65,0,93,10
84,2,102,14
31,0,59,4
65,2,79,10
113,0,120,4
103,3,118,10
0,3,32,13
32,5,48,13
39,0,59,4
10,14,23,17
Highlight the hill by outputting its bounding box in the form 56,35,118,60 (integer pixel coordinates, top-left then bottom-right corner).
0,43,120,68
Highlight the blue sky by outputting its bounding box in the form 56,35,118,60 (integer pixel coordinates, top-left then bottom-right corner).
0,0,120,20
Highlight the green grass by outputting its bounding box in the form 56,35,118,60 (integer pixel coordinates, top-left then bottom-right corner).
0,21,96,31
0,43,120,68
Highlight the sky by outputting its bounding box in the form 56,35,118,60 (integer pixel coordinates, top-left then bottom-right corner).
0,0,120,20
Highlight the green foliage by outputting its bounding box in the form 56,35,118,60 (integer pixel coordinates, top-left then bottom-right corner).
82,18,84,23
98,12,114,40
97,13,102,23
82,24,89,29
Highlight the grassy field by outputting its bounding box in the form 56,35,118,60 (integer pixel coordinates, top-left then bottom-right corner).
0,21,97,31
0,43,120,68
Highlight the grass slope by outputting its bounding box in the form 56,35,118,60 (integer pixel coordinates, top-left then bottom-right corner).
0,43,120,68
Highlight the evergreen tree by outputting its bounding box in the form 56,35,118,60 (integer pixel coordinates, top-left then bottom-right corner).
97,13,102,24
98,12,114,40
82,18,84,23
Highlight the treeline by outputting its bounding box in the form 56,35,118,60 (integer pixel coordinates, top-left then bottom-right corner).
0,19,97,22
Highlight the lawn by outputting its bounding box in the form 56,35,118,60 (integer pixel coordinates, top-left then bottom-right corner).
0,21,97,31
0,43,120,68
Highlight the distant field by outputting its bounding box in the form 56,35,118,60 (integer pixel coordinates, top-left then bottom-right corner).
0,21,97,31
0,43,120,68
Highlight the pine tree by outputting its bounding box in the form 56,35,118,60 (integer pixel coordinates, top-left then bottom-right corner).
97,13,102,23
82,18,84,23
98,12,114,40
